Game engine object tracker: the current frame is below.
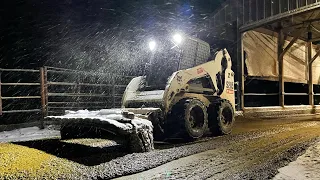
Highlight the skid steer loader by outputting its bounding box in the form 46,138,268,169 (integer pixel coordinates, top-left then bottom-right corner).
48,34,235,152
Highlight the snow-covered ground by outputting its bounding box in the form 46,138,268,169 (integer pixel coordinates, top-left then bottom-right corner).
0,126,60,143
273,140,320,180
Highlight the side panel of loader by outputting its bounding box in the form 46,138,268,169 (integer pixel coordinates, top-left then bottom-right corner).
163,49,235,114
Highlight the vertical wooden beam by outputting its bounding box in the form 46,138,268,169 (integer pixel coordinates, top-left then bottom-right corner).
310,48,320,64
40,67,46,129
307,30,314,106
305,44,309,81
0,72,2,116
236,1,243,111
240,32,245,111
278,28,285,107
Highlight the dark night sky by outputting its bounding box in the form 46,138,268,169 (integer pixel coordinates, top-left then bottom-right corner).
0,0,224,74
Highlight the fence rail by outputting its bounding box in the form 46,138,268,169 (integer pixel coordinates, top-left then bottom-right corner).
0,68,41,117
284,93,309,96
0,68,40,73
244,93,279,96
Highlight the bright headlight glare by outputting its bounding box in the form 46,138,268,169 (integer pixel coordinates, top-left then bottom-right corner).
149,41,156,51
173,34,183,44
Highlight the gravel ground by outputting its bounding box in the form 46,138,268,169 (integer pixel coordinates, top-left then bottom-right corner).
1,115,320,179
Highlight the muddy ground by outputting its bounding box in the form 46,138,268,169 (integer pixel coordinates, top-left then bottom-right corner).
1,115,320,179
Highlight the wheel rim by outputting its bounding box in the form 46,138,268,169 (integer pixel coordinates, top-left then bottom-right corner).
189,106,204,130
221,106,233,126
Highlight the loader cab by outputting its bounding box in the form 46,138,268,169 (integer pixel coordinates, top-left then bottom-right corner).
143,34,211,91
143,38,181,91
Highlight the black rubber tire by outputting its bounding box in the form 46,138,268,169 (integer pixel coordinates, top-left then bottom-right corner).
173,99,208,139
209,100,235,135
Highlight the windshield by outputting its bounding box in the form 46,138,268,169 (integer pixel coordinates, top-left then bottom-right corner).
144,39,181,90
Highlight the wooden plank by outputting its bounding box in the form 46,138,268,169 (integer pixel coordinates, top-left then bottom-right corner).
307,33,314,106
0,68,39,73
40,67,46,128
46,68,135,79
310,48,320,64
236,17,243,111
47,81,127,88
278,28,285,107
47,93,112,97
241,32,245,110
2,109,41,113
280,27,306,57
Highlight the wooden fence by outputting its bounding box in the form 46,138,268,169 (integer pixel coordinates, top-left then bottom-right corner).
0,67,134,126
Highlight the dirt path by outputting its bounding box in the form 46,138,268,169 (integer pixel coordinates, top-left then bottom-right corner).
1,116,320,179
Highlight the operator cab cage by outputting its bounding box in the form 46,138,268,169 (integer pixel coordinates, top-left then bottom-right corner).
145,35,211,90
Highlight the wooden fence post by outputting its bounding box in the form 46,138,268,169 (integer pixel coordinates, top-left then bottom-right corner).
307,30,314,106
40,67,48,128
278,27,285,107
